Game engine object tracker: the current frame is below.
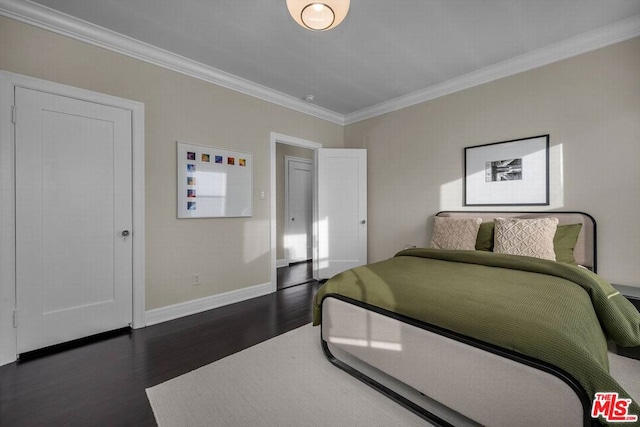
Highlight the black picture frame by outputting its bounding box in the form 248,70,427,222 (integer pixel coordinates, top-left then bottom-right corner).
464,135,549,206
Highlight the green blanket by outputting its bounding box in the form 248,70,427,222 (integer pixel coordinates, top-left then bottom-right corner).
313,249,640,425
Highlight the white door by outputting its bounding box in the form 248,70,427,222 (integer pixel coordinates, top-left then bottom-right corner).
285,158,313,264
315,148,367,280
15,87,133,353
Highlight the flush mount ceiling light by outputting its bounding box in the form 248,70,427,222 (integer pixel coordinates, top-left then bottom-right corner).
286,0,350,31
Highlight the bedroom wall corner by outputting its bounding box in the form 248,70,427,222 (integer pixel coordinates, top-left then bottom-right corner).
344,37,640,288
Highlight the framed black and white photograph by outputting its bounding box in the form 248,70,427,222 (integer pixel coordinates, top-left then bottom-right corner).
464,135,549,206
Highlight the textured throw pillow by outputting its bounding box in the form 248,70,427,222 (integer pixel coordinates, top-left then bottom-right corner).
554,223,582,265
430,217,482,250
475,221,494,251
494,217,559,260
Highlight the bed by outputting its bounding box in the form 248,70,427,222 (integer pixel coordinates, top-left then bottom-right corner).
313,211,640,427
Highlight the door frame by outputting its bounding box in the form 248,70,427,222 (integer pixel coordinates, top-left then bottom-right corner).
270,133,321,293
0,71,146,366
284,156,313,266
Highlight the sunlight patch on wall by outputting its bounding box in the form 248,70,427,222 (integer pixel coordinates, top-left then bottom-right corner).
243,219,269,264
439,178,463,211
549,143,564,209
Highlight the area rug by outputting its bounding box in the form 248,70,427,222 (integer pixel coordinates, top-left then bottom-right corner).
609,351,640,402
147,323,640,426
146,324,428,427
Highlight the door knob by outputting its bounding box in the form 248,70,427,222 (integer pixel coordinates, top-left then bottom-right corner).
361,220,366,225
291,217,295,221
121,230,130,237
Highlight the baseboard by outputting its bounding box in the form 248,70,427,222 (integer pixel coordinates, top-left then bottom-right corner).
277,259,288,268
145,282,272,326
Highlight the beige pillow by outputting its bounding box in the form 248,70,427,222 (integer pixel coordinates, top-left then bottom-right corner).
430,217,482,250
494,217,559,260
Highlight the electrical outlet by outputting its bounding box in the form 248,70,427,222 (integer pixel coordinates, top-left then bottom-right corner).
192,273,200,286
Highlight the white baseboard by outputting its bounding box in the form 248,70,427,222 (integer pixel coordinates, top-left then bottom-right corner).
145,282,272,326
276,259,288,268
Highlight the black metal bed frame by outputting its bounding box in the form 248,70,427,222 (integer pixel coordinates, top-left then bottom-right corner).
320,293,598,427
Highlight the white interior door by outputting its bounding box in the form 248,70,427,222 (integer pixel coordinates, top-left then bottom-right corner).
285,158,313,264
15,87,133,353
315,148,367,280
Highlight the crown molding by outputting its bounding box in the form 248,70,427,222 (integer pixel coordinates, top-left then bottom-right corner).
344,13,640,125
2,0,638,127
0,0,345,125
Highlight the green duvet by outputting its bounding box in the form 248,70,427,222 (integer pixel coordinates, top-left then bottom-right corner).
313,249,640,425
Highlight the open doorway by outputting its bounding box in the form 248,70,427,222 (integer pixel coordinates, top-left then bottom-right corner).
276,144,314,290
269,133,367,292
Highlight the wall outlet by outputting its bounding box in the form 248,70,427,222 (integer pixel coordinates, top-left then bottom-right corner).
192,273,200,285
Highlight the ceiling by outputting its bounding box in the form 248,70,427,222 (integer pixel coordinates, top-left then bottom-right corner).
6,0,640,123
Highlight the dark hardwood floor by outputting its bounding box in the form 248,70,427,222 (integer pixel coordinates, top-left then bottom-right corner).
0,281,322,427
277,260,314,290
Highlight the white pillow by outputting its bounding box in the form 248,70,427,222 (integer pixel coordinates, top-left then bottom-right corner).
493,217,559,260
430,217,482,250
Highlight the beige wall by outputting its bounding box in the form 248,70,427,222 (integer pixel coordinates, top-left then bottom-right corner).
275,144,314,262
2,15,638,307
345,37,640,287
0,16,343,310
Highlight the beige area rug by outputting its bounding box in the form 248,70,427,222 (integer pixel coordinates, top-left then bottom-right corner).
146,323,640,427
609,351,640,402
146,324,428,427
